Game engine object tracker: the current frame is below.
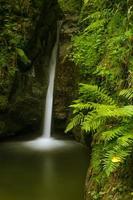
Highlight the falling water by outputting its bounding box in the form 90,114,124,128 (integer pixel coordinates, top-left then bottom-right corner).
43,23,61,138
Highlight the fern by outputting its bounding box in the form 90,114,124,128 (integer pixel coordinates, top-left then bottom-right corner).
101,125,127,142
66,84,133,176
84,19,106,32
119,88,133,100
65,113,84,133
117,133,133,147
79,83,115,104
81,112,106,132
67,100,133,133
103,145,130,176
91,144,104,173
67,0,133,182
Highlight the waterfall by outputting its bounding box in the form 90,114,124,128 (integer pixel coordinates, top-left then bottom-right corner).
43,22,61,138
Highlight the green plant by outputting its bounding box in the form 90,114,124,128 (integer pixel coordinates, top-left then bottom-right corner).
66,0,133,182
66,84,133,177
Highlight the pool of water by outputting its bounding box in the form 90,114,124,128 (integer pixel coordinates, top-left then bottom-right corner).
0,137,89,200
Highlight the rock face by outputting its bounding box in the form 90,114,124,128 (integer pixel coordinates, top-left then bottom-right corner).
0,0,61,137
0,0,81,137
53,0,84,134
53,14,79,132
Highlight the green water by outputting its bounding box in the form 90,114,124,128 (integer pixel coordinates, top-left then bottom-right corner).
0,138,89,200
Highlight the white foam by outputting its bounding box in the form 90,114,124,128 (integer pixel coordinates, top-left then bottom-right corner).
23,138,71,151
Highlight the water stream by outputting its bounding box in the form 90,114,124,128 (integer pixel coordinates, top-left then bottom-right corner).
43,22,61,138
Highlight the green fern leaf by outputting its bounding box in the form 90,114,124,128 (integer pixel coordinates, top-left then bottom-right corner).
65,113,84,133
119,88,133,100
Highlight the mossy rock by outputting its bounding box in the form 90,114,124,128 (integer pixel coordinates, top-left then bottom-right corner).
9,95,43,124
58,0,82,13
0,94,43,136
0,96,8,111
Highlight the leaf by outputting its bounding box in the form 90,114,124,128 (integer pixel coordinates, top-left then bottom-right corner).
111,156,122,163
16,48,31,65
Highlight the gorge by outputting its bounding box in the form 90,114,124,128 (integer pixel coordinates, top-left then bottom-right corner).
0,0,133,200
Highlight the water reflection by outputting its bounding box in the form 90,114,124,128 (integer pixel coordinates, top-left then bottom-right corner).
0,139,89,200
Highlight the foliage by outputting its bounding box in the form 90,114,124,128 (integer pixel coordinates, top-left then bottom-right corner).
16,48,31,65
66,0,133,180
0,0,40,97
58,0,82,13
66,84,133,177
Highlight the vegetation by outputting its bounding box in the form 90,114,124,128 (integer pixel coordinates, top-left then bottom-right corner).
65,0,133,198
0,0,38,109
59,0,82,13
0,0,56,135
0,0,133,199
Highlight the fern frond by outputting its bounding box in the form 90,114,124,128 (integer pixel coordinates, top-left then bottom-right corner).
117,133,133,147
103,145,131,176
91,144,103,173
69,102,133,133
84,19,106,32
96,105,133,118
71,102,116,114
101,126,126,142
79,83,115,105
65,113,84,133
82,105,133,132
81,112,106,132
119,88,133,100
70,102,94,114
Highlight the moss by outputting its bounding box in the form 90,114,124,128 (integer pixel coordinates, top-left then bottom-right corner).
53,10,79,133
85,161,133,200
58,0,82,13
0,96,8,111
0,121,6,134
0,93,43,136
